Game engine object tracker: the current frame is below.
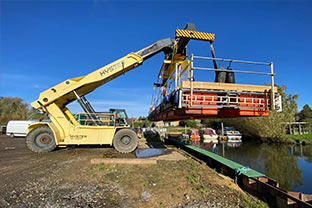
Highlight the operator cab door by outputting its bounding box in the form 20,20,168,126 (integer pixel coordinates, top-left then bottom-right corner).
109,109,129,126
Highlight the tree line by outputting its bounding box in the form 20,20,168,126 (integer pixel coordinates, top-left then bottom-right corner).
0,97,46,125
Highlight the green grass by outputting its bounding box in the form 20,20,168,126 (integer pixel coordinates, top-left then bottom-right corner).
232,190,268,208
284,134,312,144
90,173,97,178
97,163,104,171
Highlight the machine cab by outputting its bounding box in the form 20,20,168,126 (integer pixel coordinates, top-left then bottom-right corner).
74,108,129,127
109,109,129,127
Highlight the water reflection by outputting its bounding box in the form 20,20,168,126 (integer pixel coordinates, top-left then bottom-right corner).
226,141,242,148
197,141,312,194
136,148,171,158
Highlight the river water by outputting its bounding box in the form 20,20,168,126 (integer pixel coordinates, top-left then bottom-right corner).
198,141,312,194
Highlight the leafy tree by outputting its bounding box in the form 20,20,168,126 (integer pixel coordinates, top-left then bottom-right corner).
201,118,220,129
298,104,312,121
142,120,151,128
133,120,151,128
278,85,299,121
179,120,197,128
178,120,186,127
138,116,147,121
222,84,299,140
0,97,47,125
27,108,47,120
0,97,28,125
297,104,312,133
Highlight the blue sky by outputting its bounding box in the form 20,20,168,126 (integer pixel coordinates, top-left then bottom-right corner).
1,0,311,117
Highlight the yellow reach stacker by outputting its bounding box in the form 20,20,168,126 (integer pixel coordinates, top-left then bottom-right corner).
26,23,280,153
26,36,176,153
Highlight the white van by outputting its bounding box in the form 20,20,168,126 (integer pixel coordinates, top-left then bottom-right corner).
6,120,38,137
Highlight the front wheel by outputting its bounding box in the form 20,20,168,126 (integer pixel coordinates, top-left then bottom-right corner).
113,129,138,153
26,126,57,153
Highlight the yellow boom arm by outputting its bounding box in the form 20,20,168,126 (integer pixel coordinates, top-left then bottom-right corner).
32,53,143,110
32,38,175,111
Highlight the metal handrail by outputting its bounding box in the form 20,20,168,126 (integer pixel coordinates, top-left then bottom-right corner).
193,56,271,66
191,54,276,110
192,67,274,76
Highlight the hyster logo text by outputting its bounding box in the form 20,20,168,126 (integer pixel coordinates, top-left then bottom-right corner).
100,61,125,76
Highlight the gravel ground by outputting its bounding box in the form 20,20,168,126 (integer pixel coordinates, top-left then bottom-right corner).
0,134,267,208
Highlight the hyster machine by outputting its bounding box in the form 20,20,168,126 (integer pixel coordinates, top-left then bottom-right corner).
26,23,281,153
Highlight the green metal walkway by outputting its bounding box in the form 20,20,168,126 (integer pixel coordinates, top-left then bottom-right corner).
169,138,265,178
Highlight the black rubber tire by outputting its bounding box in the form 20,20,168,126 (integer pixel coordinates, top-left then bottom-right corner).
113,129,138,153
26,126,57,153
10,133,14,138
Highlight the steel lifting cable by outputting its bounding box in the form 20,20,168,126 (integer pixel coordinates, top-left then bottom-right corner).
151,78,162,108
151,83,157,106
151,83,158,107
167,79,174,94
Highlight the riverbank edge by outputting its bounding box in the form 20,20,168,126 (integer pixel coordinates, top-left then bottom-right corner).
245,134,312,145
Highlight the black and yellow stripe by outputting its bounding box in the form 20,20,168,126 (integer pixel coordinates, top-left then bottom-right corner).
175,29,215,42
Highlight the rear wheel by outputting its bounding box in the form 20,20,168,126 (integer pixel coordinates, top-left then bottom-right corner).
113,129,138,153
26,126,56,153
10,133,14,138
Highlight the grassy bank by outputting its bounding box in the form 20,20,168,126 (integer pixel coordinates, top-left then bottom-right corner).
283,134,312,144
90,155,268,208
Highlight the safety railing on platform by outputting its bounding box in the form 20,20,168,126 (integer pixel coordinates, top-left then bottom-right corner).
188,54,276,109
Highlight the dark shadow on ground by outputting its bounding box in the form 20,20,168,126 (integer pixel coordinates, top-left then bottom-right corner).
59,145,136,158
143,130,167,148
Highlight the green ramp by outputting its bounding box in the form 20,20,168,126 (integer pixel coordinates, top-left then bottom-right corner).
169,138,265,178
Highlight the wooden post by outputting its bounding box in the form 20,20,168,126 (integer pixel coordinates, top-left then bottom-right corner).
299,123,302,135
222,141,225,157
221,122,225,157
289,122,292,135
